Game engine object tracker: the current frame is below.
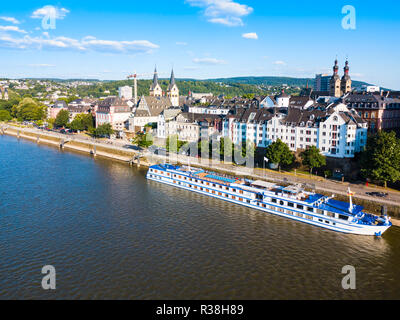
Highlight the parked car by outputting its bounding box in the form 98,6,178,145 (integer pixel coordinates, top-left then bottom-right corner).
366,192,388,198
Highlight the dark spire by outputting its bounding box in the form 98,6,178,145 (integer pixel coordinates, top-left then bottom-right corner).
344,59,349,74
333,59,339,74
151,66,159,89
168,69,176,90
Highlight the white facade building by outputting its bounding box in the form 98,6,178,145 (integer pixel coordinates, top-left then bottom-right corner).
118,86,133,100
222,103,368,158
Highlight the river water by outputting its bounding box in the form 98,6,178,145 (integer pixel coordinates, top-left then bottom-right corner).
1,134,400,300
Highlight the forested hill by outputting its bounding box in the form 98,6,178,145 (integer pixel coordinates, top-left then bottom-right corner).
205,76,372,89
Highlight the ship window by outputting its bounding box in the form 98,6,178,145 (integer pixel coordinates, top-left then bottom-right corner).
271,198,277,203
218,192,222,196
325,220,330,224
280,201,284,206
339,215,348,220
288,202,294,207
297,205,304,210
262,204,266,208
307,207,314,212
319,219,323,222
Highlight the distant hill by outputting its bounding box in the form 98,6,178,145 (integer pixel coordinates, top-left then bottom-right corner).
205,76,373,89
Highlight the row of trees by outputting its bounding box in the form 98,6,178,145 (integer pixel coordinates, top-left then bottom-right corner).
54,110,94,131
162,135,327,174
265,139,326,173
0,97,47,122
54,109,113,138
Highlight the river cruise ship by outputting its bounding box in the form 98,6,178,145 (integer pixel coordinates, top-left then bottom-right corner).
146,164,392,236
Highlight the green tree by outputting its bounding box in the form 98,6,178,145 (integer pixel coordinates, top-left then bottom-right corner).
167,135,185,153
0,110,12,121
301,146,326,174
133,132,153,148
15,98,46,121
220,137,235,159
55,109,70,128
264,139,295,170
93,123,114,138
47,118,55,129
360,131,400,188
68,113,94,131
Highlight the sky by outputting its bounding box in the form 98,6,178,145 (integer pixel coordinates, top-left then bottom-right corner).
0,0,399,89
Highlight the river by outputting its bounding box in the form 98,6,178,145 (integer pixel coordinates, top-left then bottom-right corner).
1,134,400,299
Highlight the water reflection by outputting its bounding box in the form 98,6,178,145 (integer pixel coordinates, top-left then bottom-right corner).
0,135,400,300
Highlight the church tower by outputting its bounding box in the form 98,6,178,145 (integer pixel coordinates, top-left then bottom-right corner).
329,59,341,97
149,66,162,97
341,60,352,95
167,69,179,107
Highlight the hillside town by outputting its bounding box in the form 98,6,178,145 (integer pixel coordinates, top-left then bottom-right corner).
1,60,400,175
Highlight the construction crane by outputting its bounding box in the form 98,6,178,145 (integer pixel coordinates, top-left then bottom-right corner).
127,70,168,105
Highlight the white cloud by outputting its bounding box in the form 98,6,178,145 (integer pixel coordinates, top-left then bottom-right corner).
28,64,56,67
0,26,27,33
31,6,70,20
242,32,258,40
186,0,253,27
273,60,287,66
0,34,159,54
0,16,20,24
176,41,188,46
193,57,226,65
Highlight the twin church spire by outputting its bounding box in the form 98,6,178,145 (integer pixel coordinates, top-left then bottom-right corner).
149,66,179,106
330,58,352,98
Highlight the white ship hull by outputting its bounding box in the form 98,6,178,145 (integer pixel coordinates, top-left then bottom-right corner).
146,165,392,236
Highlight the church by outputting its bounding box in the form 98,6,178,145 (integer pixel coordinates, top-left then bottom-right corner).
128,67,180,132
149,67,180,107
329,59,352,98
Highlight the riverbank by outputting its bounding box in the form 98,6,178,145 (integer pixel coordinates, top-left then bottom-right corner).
2,123,399,226
1,125,146,165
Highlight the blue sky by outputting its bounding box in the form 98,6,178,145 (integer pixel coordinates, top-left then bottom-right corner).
0,0,399,89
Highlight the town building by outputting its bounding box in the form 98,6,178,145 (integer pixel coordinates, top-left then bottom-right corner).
128,95,172,132
222,102,368,159
95,97,131,133
343,92,400,132
118,86,133,100
329,59,352,98
48,100,68,119
149,67,163,97
314,74,330,92
166,69,179,107
157,107,183,139
164,113,224,142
